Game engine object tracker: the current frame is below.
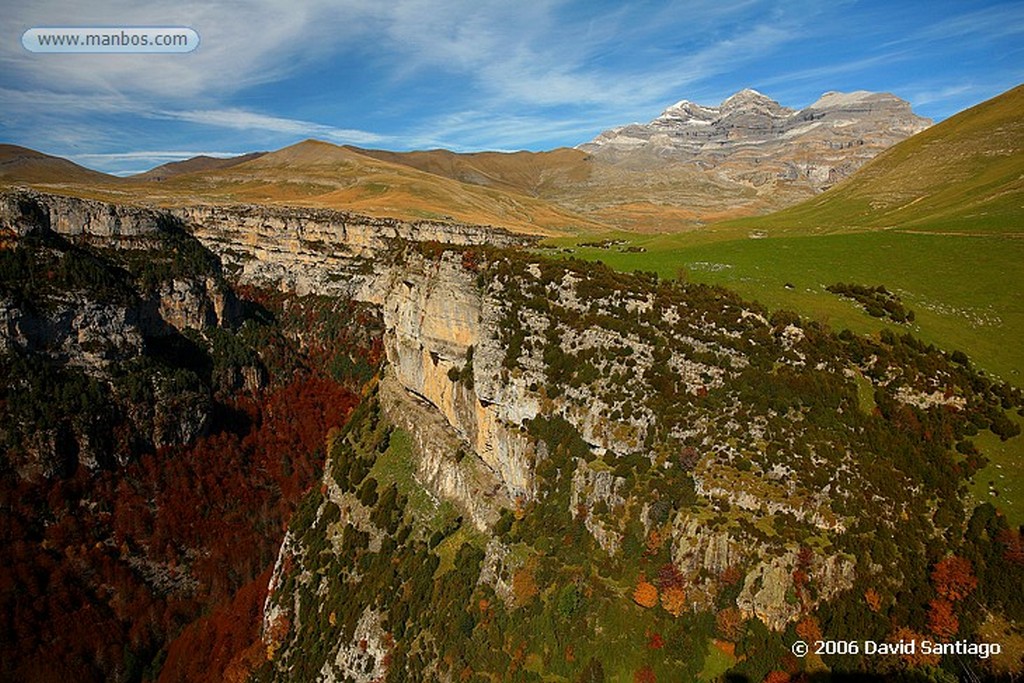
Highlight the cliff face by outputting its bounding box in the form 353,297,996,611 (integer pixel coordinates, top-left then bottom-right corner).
379,253,538,504
0,195,240,477
170,203,532,298
2,188,533,297
1,188,538,503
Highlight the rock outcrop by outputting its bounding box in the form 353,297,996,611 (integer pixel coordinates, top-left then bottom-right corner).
579,89,931,190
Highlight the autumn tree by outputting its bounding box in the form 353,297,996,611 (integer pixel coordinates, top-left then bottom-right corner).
661,586,687,617
927,599,959,639
656,562,685,591
997,528,1024,566
720,565,743,586
932,555,978,601
716,606,745,642
633,578,658,609
633,665,656,683
511,562,539,607
864,587,883,612
645,529,665,554
795,616,822,644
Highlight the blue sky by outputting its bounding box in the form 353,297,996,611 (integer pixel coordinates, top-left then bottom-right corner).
2,0,1023,175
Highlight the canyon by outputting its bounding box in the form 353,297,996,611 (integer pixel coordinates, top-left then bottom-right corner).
5,186,1020,681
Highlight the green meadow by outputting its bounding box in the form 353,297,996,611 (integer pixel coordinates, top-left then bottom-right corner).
548,229,1023,384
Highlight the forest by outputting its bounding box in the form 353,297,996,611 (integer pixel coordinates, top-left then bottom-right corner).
0,225,381,681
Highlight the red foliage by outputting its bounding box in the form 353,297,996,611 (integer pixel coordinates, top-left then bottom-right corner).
634,665,656,683
656,562,685,591
931,555,978,602
720,566,743,586
926,598,959,640
997,528,1024,566
461,249,480,272
158,567,273,683
647,631,665,650
0,372,358,681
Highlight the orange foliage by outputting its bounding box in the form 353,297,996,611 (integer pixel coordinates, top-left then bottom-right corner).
927,599,959,639
512,562,539,606
864,587,883,612
661,585,687,617
891,627,941,667
633,579,659,608
716,607,745,642
159,567,272,683
645,529,665,554
795,616,822,643
720,565,743,586
932,555,978,601
764,672,791,683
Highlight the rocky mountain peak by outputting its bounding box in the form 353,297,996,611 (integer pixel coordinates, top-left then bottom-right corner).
719,87,790,116
578,87,931,190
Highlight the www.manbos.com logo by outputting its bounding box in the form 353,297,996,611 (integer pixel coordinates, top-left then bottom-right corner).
22,27,199,53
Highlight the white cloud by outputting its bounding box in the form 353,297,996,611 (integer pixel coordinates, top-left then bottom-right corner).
2,0,374,98
157,109,387,145
70,150,246,162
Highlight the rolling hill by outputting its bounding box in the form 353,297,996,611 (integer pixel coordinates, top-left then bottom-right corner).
0,144,119,187
350,146,594,197
132,152,267,181
0,140,606,236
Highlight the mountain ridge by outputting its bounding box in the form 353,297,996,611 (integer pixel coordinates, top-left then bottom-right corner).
0,87,962,233
579,88,930,171
727,83,1024,232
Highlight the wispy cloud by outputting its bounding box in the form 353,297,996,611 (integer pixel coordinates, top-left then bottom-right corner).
70,150,248,163
156,109,387,145
407,110,609,151
0,0,387,100
3,0,1020,163
900,3,1024,44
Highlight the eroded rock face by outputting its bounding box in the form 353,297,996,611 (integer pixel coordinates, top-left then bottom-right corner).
379,254,538,504
0,190,162,241
169,201,531,298
0,295,145,369
580,89,931,189
569,459,626,554
157,276,238,331
379,369,510,530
